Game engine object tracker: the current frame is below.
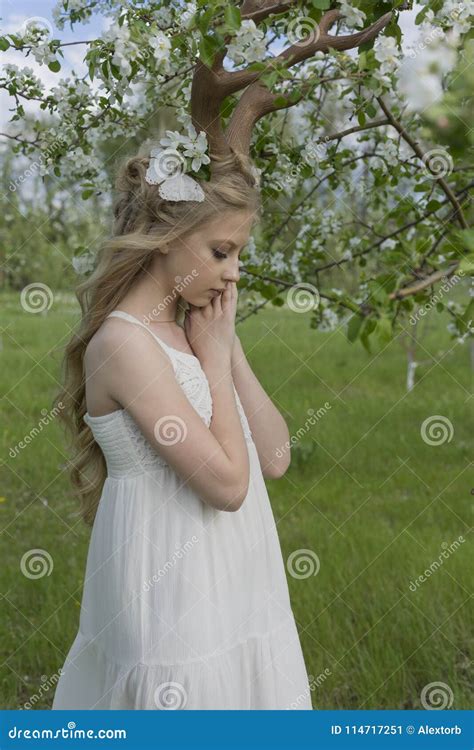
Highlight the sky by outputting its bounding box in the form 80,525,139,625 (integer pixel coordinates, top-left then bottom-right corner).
0,1,423,131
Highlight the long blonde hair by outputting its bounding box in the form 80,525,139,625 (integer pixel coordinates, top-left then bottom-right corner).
52,149,261,527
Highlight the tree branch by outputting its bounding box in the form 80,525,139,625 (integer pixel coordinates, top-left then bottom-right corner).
376,95,468,229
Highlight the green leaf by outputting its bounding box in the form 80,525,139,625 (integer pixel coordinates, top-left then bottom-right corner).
199,35,220,68
374,315,392,346
48,60,61,73
459,254,474,275
357,111,366,127
347,314,364,343
110,62,121,80
81,189,94,200
311,0,330,7
414,182,430,192
224,6,241,31
455,228,474,253
0,36,10,51
197,9,213,34
358,51,367,71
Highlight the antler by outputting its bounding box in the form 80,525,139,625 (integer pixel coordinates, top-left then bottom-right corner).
190,6,393,169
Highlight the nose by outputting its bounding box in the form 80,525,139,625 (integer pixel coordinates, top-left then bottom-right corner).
223,258,241,284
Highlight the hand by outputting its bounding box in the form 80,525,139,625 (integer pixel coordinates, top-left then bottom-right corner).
184,281,238,367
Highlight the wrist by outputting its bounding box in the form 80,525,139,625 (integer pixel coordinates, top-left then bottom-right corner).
231,335,244,366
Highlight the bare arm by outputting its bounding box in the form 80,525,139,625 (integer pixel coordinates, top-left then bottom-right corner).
97,324,250,512
230,336,291,479
201,356,250,502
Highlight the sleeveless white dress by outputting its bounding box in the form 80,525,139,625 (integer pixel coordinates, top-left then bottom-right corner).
52,310,312,710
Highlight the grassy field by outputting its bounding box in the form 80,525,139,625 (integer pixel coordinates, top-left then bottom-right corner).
0,290,472,710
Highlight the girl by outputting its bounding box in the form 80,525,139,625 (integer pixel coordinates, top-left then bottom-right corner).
51,149,312,710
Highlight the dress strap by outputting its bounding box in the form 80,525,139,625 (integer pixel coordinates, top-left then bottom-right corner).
106,310,176,359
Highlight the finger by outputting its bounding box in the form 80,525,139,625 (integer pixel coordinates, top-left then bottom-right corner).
212,289,223,314
220,283,230,311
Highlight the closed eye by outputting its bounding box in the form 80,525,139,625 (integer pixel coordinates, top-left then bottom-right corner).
212,249,228,260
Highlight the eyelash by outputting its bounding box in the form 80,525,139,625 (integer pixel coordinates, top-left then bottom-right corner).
212,249,228,260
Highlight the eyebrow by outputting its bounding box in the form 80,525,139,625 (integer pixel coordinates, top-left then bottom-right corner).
212,240,245,252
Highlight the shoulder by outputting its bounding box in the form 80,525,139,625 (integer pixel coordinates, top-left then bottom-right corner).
85,316,171,372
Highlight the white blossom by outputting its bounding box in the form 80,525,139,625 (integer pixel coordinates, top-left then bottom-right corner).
380,238,397,252
178,2,197,29
318,305,339,332
397,29,459,112
72,253,95,275
226,20,267,66
159,125,210,172
149,31,172,67
339,1,366,29
439,0,474,35
374,36,400,75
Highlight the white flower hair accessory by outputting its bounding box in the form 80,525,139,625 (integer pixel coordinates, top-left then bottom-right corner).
145,124,211,202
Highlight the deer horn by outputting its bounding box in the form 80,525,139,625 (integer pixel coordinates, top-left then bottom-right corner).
190,7,393,169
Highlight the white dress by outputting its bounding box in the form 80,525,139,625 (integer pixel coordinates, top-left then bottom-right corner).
52,310,312,710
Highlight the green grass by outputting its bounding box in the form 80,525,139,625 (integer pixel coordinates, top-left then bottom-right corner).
0,290,472,710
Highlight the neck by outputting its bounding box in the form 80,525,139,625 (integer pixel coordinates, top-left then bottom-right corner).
120,267,181,324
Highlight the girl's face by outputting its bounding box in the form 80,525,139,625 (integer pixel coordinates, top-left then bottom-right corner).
162,209,256,307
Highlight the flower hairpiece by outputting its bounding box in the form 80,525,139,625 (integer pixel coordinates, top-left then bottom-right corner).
145,124,210,202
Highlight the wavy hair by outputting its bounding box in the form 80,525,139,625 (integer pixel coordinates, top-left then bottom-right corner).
52,147,261,527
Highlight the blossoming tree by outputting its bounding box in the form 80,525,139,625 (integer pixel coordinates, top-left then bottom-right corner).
1,0,473,352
